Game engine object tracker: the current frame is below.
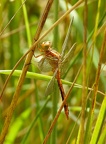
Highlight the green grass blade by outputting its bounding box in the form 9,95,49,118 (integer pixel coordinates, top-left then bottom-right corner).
21,0,32,47
21,96,50,144
90,96,106,144
5,108,31,144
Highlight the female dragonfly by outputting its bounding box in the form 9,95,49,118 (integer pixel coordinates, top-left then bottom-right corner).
36,20,76,119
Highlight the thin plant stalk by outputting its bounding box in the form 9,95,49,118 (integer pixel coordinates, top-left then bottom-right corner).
0,0,83,100
0,0,54,143
21,0,32,47
43,65,82,144
84,0,103,143
21,96,50,144
50,0,59,143
0,0,27,36
76,0,87,143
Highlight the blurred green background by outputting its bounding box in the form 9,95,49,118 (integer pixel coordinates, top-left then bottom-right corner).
0,0,106,144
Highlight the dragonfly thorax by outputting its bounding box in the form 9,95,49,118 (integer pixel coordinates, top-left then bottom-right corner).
38,41,62,72
44,49,61,71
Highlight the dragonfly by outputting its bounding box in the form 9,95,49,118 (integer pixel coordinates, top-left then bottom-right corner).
36,20,76,119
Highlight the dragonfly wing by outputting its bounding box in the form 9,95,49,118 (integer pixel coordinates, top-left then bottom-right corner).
45,75,55,96
38,57,52,72
61,43,76,75
61,18,74,58
62,43,76,63
45,68,58,96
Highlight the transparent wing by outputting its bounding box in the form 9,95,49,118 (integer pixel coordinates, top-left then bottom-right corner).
59,18,75,76
62,43,76,64
38,57,52,72
60,43,76,75
45,68,58,96
61,17,74,58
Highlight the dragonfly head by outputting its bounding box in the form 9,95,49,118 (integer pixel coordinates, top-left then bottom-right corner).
41,41,52,51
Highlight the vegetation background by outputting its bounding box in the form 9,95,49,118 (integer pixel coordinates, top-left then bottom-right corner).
0,0,106,144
